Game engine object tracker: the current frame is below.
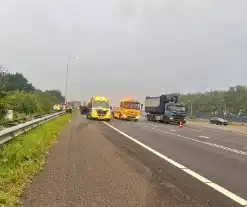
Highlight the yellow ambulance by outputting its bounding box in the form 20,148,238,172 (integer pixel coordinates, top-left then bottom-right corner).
86,96,111,121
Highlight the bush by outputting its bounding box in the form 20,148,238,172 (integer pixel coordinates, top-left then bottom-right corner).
188,115,197,120
3,91,42,115
0,102,8,121
33,91,58,114
0,70,65,122
0,89,65,123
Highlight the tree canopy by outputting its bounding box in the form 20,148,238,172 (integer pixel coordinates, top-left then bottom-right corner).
0,65,8,97
180,85,247,116
5,72,35,92
0,70,65,121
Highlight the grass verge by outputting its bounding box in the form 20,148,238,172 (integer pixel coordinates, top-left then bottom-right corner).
0,113,72,207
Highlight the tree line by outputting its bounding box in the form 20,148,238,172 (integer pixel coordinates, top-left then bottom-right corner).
0,66,65,121
180,85,247,117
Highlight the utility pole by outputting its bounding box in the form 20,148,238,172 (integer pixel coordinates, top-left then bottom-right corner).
224,100,227,118
64,56,79,104
191,102,193,115
188,101,192,115
65,63,68,104
222,99,227,118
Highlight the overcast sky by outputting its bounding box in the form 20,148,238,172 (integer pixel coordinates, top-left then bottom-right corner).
0,0,247,105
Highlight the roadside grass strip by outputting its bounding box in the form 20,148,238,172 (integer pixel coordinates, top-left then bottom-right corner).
0,114,71,207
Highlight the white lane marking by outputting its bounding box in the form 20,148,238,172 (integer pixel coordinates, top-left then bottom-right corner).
143,121,204,132
244,146,247,150
188,128,202,132
152,125,159,127
199,136,210,139
103,121,247,206
188,123,247,136
139,123,247,156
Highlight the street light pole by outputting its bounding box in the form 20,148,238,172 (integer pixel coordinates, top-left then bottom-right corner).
188,101,192,116
65,63,69,104
64,56,79,104
191,102,193,115
224,99,227,118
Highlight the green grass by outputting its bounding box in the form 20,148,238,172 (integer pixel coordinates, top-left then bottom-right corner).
188,115,197,120
0,113,72,207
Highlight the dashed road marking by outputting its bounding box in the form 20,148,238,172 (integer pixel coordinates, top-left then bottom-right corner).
199,135,210,139
152,125,159,127
103,121,247,206
138,123,247,156
190,129,202,132
188,123,247,136
170,129,176,132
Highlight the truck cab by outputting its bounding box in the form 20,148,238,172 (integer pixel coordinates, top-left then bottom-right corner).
115,98,141,121
164,103,187,124
145,94,187,124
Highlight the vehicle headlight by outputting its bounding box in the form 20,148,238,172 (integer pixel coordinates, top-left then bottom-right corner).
92,109,96,112
136,116,140,119
169,117,173,120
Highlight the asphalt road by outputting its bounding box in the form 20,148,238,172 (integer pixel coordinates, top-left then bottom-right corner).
187,120,247,135
21,115,247,207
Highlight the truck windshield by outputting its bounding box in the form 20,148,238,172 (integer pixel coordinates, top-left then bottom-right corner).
93,101,109,108
168,105,186,112
122,102,140,110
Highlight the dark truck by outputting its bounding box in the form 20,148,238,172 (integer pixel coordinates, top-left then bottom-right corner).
79,105,89,115
145,94,187,124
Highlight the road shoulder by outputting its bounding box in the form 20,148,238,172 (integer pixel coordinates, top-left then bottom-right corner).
21,116,235,207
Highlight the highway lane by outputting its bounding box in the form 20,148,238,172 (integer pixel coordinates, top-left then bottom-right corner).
103,118,247,206
187,121,247,135
143,120,247,153
141,116,247,152
21,115,246,207
22,115,216,207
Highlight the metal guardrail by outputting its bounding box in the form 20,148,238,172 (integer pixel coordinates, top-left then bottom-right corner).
0,111,65,146
0,111,58,128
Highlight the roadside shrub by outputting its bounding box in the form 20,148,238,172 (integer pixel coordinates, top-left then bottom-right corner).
188,115,197,120
32,91,55,114
3,91,42,115
0,102,7,121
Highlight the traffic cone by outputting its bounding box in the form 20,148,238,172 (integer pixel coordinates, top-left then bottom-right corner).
178,120,183,128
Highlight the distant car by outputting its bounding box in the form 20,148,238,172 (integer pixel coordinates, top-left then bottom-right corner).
210,117,228,126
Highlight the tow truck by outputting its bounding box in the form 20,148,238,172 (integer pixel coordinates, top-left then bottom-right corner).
114,98,141,121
